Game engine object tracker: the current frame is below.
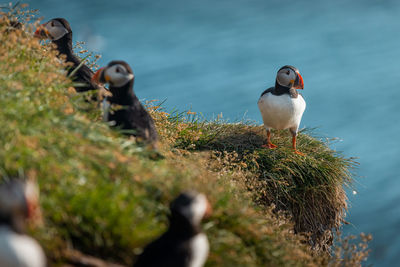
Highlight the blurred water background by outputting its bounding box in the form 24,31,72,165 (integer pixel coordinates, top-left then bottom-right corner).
24,0,400,265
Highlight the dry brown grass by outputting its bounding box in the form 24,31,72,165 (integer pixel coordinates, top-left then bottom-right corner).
150,107,356,252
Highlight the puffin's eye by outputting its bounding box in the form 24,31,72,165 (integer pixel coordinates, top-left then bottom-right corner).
286,71,290,75
116,68,120,73
51,21,55,27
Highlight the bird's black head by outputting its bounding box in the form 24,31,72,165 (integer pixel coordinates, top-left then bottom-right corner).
92,60,135,89
275,65,304,89
169,191,212,228
34,18,72,41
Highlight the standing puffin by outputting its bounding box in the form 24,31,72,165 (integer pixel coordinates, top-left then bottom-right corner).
92,61,159,146
133,191,211,267
257,65,306,155
34,18,100,92
0,179,46,267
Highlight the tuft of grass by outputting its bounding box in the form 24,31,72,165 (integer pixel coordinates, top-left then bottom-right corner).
162,111,356,251
0,4,370,266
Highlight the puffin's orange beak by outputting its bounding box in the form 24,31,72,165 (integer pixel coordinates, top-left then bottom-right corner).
294,73,304,89
92,67,105,84
34,24,49,39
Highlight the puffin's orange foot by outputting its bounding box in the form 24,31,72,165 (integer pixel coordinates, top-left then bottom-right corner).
294,150,305,156
262,143,277,149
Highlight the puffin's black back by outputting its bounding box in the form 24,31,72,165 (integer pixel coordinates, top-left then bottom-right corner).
107,100,158,143
50,18,99,92
133,193,200,267
106,61,158,144
133,231,193,267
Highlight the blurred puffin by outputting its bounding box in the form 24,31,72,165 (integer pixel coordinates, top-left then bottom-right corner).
92,61,159,146
133,191,211,267
257,65,306,155
0,179,46,267
5,20,22,33
34,18,100,92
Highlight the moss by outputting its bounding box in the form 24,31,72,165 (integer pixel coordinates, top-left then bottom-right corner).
0,4,370,266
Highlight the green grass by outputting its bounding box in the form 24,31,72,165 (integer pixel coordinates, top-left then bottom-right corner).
0,5,370,266
162,114,355,250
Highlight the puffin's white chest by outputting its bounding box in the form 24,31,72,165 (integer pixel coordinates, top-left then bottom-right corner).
0,227,46,267
257,93,306,130
189,233,209,267
102,98,111,122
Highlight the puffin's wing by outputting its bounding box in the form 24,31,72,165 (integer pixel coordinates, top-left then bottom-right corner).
260,87,274,97
133,234,186,267
68,55,99,92
129,102,159,143
133,237,165,267
75,64,100,92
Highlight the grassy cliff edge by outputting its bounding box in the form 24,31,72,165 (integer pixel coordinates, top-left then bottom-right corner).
0,6,370,266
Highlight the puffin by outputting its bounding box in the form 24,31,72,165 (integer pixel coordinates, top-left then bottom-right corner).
92,61,159,146
133,191,211,267
0,179,46,267
5,20,22,33
257,65,306,155
34,18,100,92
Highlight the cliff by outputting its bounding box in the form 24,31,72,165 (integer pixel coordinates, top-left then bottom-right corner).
0,5,370,266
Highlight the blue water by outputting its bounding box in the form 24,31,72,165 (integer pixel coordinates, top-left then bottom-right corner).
24,0,400,265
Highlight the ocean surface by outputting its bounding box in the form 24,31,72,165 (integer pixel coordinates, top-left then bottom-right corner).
24,0,400,265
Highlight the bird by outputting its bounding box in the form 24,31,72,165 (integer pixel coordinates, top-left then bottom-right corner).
5,20,22,33
34,18,100,92
133,191,211,267
92,60,159,146
257,65,306,155
0,179,46,267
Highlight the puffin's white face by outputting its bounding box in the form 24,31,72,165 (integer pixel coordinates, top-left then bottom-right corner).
44,20,69,40
276,67,298,88
104,64,135,87
180,193,210,226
